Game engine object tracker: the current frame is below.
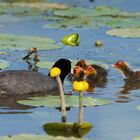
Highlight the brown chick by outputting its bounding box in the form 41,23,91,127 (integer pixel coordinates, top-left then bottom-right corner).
114,60,140,81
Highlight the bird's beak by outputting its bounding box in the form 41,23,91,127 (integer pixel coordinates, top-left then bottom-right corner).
70,67,74,74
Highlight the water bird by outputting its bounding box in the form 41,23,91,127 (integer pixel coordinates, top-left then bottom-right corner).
23,47,40,62
114,60,140,81
74,59,108,83
0,58,71,97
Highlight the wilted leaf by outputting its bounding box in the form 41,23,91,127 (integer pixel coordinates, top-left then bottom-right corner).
43,122,92,137
17,95,109,107
0,33,61,51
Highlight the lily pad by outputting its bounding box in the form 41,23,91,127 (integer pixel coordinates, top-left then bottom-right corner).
43,6,140,30
17,95,109,107
0,134,90,140
136,105,140,111
133,137,140,140
106,27,140,38
43,122,92,137
0,2,68,16
0,60,10,69
36,61,54,69
36,59,109,70
0,51,8,55
0,33,61,51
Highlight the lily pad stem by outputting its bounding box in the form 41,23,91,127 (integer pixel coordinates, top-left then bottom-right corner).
56,76,66,123
77,91,83,126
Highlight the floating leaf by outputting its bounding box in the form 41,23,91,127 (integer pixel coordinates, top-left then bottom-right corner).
106,27,140,38
17,95,109,107
0,2,68,16
0,51,7,55
43,6,140,30
36,61,54,69
61,34,80,46
0,33,61,51
54,7,92,18
43,122,92,137
0,60,10,69
136,105,140,111
36,59,109,70
0,134,90,140
133,137,140,140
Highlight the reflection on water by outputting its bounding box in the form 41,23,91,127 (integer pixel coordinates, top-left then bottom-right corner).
85,80,107,93
116,80,140,103
24,60,39,72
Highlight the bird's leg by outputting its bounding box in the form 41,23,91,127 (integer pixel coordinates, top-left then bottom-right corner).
25,60,33,71
34,52,40,63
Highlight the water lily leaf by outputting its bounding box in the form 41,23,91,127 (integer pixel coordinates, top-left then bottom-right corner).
17,95,109,107
136,105,140,111
106,27,140,38
54,7,92,18
0,51,7,55
43,122,92,137
0,2,68,16
36,61,53,69
43,6,140,30
0,33,61,51
61,34,80,46
36,59,109,70
0,60,10,69
133,137,140,140
0,134,90,140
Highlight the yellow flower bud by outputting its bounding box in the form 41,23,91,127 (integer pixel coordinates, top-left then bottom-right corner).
73,80,89,91
95,40,102,47
82,80,89,91
50,67,61,77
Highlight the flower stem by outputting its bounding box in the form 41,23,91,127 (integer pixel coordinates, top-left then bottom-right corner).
56,76,66,123
77,91,83,126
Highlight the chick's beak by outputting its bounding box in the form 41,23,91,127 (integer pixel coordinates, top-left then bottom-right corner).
113,63,119,69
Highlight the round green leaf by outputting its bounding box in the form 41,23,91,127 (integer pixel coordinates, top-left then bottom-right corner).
61,34,80,46
0,2,68,16
106,27,140,38
0,33,61,51
17,95,109,107
43,6,140,30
